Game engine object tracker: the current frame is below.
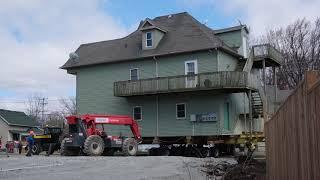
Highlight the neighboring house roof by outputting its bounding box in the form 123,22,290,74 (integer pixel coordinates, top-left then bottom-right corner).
214,25,249,34
61,12,242,69
0,109,39,127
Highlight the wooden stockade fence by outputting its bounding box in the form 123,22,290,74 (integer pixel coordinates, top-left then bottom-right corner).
265,71,320,180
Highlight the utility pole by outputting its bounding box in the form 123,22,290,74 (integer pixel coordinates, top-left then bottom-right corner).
40,97,47,127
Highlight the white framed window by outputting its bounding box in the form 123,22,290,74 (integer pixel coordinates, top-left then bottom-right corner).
133,106,142,121
130,68,139,80
176,103,186,119
146,32,152,47
184,60,198,88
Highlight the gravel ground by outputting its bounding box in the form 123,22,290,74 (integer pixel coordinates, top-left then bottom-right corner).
0,154,236,180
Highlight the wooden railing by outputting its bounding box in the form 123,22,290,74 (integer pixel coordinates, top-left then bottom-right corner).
252,44,283,65
114,71,258,96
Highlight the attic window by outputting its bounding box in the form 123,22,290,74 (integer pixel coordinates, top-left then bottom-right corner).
146,32,152,47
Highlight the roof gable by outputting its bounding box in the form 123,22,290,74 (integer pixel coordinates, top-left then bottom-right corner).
0,109,38,127
139,19,167,33
61,12,241,69
140,19,155,29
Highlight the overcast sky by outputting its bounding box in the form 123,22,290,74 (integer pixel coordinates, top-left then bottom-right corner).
0,0,319,112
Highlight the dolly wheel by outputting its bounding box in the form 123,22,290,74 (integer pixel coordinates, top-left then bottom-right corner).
213,148,220,158
122,138,138,156
83,135,105,156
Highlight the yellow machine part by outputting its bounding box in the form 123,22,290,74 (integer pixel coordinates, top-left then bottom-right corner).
33,135,51,139
224,132,265,145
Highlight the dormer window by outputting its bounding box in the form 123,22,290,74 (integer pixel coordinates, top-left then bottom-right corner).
146,32,153,47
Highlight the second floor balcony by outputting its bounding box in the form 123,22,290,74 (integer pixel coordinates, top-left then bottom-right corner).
252,44,283,67
114,71,259,97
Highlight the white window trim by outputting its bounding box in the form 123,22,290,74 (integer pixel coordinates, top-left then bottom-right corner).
145,31,153,47
133,106,142,121
184,60,198,75
176,103,187,119
130,68,139,80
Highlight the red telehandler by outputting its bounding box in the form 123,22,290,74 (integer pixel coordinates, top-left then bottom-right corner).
61,114,142,156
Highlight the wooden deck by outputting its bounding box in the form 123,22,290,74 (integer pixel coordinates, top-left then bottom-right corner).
252,44,283,67
114,71,259,97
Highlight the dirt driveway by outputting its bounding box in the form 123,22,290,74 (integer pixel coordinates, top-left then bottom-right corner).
0,155,236,180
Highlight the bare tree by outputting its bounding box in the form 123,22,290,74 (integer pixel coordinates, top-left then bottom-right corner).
45,111,66,128
262,18,320,89
59,97,76,116
25,94,47,125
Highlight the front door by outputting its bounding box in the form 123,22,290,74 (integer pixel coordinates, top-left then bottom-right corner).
224,102,230,130
185,60,198,88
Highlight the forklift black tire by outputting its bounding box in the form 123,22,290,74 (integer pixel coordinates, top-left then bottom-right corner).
122,138,138,156
32,144,42,155
60,138,79,156
213,147,220,158
48,143,56,155
83,135,105,156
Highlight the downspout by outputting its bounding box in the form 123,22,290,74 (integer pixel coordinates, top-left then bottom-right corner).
153,56,159,137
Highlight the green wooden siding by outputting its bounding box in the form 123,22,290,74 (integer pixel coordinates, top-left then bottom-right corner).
218,51,238,71
75,50,246,137
221,93,247,134
215,31,242,49
215,29,249,57
157,51,217,76
157,93,223,136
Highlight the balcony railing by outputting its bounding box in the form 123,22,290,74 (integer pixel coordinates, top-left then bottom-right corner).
114,71,259,97
252,44,283,65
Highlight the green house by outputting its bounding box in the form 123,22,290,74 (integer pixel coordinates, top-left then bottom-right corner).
61,12,282,140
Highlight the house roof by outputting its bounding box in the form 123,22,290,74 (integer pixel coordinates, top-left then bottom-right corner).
214,25,249,34
0,109,39,127
61,12,242,69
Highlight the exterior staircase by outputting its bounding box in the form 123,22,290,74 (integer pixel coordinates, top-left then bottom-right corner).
251,91,264,118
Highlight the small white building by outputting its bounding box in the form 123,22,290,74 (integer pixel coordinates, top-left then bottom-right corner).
0,109,38,147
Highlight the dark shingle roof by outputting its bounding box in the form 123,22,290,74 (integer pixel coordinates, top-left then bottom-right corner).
0,109,39,127
61,12,241,69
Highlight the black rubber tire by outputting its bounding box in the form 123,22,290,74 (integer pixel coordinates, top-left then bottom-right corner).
161,148,170,156
202,148,211,157
213,147,220,158
148,148,155,156
122,138,138,156
60,138,79,156
32,144,42,155
48,143,57,155
83,135,105,156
